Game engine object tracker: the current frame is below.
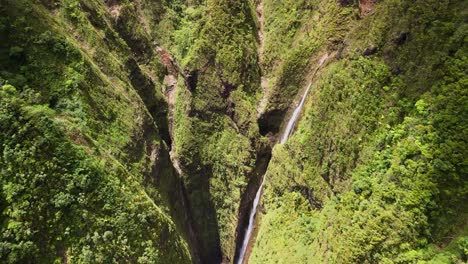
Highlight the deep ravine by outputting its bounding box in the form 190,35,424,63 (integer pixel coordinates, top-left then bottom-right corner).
234,51,329,263
155,45,204,264
234,83,313,264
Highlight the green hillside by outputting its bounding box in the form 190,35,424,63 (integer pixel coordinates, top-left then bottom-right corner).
0,0,466,263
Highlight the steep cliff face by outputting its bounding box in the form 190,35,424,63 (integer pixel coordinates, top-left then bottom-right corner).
166,1,267,261
257,0,353,136
1,0,268,263
0,0,466,263
251,0,467,263
0,0,192,262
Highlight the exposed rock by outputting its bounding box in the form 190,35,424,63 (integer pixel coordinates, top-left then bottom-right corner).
156,47,176,74
359,0,376,16
184,69,199,92
362,45,378,56
394,32,409,46
149,143,160,164
164,75,178,90
265,132,277,146
106,0,121,18
257,77,269,118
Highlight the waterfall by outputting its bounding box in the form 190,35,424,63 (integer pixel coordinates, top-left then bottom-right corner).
280,82,312,144
235,83,312,264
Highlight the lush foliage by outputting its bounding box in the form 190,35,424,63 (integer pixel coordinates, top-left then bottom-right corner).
0,0,192,262
167,0,267,261
251,0,467,263
0,84,190,263
1,0,466,263
258,0,356,133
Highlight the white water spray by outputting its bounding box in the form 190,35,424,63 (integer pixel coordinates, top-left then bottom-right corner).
280,82,312,144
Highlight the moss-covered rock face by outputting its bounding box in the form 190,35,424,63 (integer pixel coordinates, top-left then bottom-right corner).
0,0,466,263
167,1,269,261
251,0,468,263
0,0,191,263
0,0,265,262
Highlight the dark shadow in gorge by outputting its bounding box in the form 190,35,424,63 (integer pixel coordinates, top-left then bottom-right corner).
123,50,204,264
183,165,223,264
158,150,205,264
233,143,272,263
258,108,288,136
125,58,172,146
120,77,203,263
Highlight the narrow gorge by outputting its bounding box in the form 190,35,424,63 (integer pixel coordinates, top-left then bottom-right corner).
0,0,466,264
236,78,315,264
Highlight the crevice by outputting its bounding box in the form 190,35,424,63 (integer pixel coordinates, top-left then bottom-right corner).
110,8,206,261
176,175,203,264
155,45,218,264
233,1,273,262
233,147,271,263
124,58,172,146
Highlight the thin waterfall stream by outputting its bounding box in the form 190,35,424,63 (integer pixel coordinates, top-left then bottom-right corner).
235,82,313,264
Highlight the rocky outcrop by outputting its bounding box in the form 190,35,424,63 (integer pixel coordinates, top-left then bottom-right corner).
359,0,376,16
362,45,378,56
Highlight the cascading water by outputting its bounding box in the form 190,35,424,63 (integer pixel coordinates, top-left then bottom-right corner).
279,82,312,144
235,82,313,264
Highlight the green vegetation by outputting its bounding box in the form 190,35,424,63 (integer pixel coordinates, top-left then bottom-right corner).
1,0,191,262
0,84,190,263
1,0,466,263
258,0,355,133
251,0,468,263
167,0,267,261
1,0,267,262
